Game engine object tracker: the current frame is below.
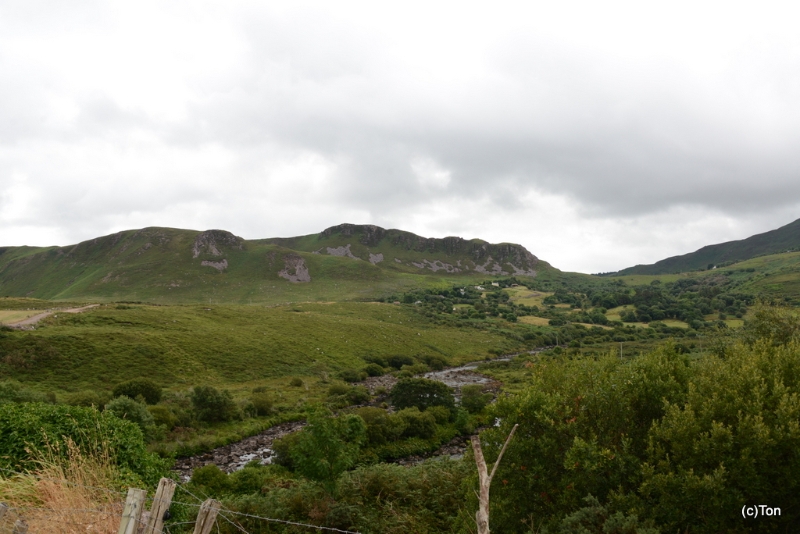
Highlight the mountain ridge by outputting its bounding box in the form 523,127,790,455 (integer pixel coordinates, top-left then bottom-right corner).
613,217,800,275
0,224,550,303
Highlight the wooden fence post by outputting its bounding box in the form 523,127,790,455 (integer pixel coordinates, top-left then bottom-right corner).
0,502,8,523
471,424,519,534
143,478,176,534
12,519,28,534
118,488,147,534
192,499,221,534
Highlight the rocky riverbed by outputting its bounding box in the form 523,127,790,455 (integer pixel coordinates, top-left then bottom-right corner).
173,421,305,481
173,351,540,479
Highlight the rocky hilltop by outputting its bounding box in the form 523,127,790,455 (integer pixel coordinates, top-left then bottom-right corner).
0,224,550,303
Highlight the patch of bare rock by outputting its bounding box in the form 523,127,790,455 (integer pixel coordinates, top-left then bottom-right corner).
279,254,311,282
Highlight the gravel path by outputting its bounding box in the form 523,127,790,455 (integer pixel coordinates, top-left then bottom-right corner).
6,304,99,329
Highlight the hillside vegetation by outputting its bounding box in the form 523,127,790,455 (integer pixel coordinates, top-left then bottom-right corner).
0,224,551,304
615,217,800,275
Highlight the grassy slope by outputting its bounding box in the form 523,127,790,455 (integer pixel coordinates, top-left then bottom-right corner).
0,226,553,304
616,217,800,275
0,302,526,394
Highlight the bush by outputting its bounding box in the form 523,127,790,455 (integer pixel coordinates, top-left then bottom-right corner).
112,378,162,405
390,378,455,412
250,391,273,416
426,405,451,424
289,377,304,387
105,396,155,435
290,408,367,493
0,403,168,486
190,385,240,423
147,405,178,430
339,369,366,383
387,355,414,369
354,407,407,445
64,390,111,408
460,385,492,414
346,386,370,406
363,363,385,377
396,408,437,439
190,464,231,495
0,380,54,404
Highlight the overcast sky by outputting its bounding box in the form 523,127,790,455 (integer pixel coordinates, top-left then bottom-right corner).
2,1,800,273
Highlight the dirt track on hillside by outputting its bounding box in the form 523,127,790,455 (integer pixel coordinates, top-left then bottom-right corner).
6,304,99,329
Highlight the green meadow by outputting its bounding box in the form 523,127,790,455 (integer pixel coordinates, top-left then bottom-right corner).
0,301,524,395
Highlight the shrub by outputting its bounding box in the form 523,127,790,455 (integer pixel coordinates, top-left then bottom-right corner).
346,386,370,406
105,396,155,435
390,378,455,412
190,385,240,423
289,377,304,387
190,464,231,495
290,408,367,493
0,403,168,486
339,369,366,383
250,391,273,416
460,385,492,414
426,405,451,424
396,408,436,439
363,363,385,377
64,390,111,409
112,378,162,405
0,380,53,404
147,405,178,430
387,355,414,369
354,407,407,445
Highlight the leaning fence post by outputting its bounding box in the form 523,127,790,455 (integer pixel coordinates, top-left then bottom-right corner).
12,519,28,534
118,488,147,534
192,499,221,534
0,503,8,523
143,478,176,534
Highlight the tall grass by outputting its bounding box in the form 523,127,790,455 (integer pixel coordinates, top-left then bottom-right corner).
0,439,127,533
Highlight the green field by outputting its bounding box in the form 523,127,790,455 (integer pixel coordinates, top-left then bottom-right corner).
0,301,526,396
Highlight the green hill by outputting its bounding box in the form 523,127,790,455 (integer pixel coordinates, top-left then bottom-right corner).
0,224,552,304
614,217,800,275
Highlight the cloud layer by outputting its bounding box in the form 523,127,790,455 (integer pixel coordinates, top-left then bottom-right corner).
2,1,800,272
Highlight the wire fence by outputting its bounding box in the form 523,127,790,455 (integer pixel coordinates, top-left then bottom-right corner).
0,466,362,534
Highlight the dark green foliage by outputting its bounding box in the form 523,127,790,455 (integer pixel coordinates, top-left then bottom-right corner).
559,496,658,534
191,464,232,495
327,383,370,407
218,460,470,533
191,385,241,423
0,402,168,485
0,380,53,404
249,391,274,416
147,404,178,429
363,363,385,377
339,369,366,383
112,378,162,405
289,408,367,493
742,304,800,346
460,384,492,414
353,407,407,445
396,407,437,438
64,390,111,408
289,377,304,387
474,321,800,533
387,355,414,369
390,377,455,412
105,396,155,434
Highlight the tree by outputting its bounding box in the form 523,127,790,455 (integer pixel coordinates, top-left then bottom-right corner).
105,395,155,434
190,385,240,423
290,408,367,493
390,378,455,412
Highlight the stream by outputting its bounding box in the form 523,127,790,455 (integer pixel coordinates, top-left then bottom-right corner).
173,350,541,479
